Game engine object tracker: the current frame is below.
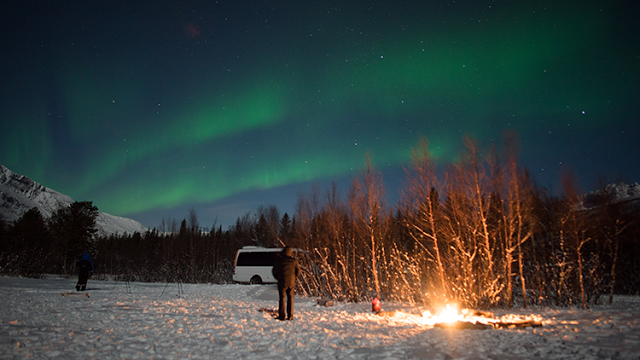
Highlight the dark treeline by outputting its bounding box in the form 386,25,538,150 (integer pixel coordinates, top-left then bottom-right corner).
92,206,286,284
1,135,638,309
0,201,99,278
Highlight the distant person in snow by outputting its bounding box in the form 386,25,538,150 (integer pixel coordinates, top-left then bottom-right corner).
272,247,300,321
76,253,94,291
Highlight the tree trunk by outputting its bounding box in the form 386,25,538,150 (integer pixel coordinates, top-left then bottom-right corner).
609,234,619,305
518,242,527,308
505,250,513,308
577,240,587,309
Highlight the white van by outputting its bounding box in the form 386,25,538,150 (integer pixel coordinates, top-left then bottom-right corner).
232,246,283,284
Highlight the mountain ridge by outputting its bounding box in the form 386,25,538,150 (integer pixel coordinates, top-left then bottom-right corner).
0,164,147,237
577,182,640,211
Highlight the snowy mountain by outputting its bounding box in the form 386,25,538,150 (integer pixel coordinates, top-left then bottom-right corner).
0,164,147,237
577,182,640,211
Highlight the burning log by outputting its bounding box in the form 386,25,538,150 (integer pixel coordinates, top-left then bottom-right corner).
493,319,543,329
421,305,543,329
461,309,495,318
434,319,542,330
367,299,542,330
434,321,493,330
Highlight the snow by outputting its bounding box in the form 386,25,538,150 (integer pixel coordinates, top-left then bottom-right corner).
1,277,639,359
95,212,149,237
0,164,73,220
578,182,640,210
0,164,147,237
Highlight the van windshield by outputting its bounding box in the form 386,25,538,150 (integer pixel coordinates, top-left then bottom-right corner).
236,251,280,267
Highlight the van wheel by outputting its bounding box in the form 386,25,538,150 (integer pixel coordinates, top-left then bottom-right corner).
249,276,263,285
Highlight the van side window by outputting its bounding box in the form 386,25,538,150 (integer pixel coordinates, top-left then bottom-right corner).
236,252,280,267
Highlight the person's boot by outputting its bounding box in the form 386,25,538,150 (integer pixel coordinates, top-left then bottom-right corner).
76,284,81,291
81,285,86,291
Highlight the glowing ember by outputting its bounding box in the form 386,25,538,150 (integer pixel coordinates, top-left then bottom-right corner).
372,302,543,329
420,304,463,326
414,304,543,328
440,304,460,322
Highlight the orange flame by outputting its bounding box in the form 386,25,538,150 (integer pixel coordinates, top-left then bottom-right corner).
420,304,462,325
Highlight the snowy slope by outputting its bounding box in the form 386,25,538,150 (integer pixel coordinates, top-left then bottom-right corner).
0,164,147,236
578,182,640,211
0,276,639,359
0,165,74,220
95,212,149,237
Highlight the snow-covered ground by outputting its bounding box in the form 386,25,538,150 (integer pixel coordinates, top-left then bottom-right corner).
1,276,639,359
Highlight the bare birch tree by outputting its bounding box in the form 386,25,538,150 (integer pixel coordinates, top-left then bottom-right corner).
402,138,449,304
349,154,386,299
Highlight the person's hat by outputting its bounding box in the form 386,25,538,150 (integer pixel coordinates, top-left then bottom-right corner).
282,247,293,257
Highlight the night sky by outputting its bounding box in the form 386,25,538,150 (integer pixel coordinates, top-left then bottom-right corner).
2,0,639,229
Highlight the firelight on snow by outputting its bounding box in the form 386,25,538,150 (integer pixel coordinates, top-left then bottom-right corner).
371,300,542,329
2,277,640,359
415,304,543,329
420,304,461,325
420,304,465,326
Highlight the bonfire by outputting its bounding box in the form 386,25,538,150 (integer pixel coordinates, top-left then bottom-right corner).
375,302,543,330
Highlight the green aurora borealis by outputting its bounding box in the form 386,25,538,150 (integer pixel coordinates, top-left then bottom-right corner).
1,0,638,227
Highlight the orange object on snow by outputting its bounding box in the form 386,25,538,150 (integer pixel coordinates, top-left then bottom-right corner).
372,297,381,313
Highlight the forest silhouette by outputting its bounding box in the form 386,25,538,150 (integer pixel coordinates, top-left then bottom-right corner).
2,135,638,309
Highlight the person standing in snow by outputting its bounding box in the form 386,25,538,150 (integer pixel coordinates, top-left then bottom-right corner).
272,247,301,321
76,253,94,291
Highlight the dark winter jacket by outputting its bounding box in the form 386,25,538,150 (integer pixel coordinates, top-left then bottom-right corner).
272,252,300,288
77,253,94,276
